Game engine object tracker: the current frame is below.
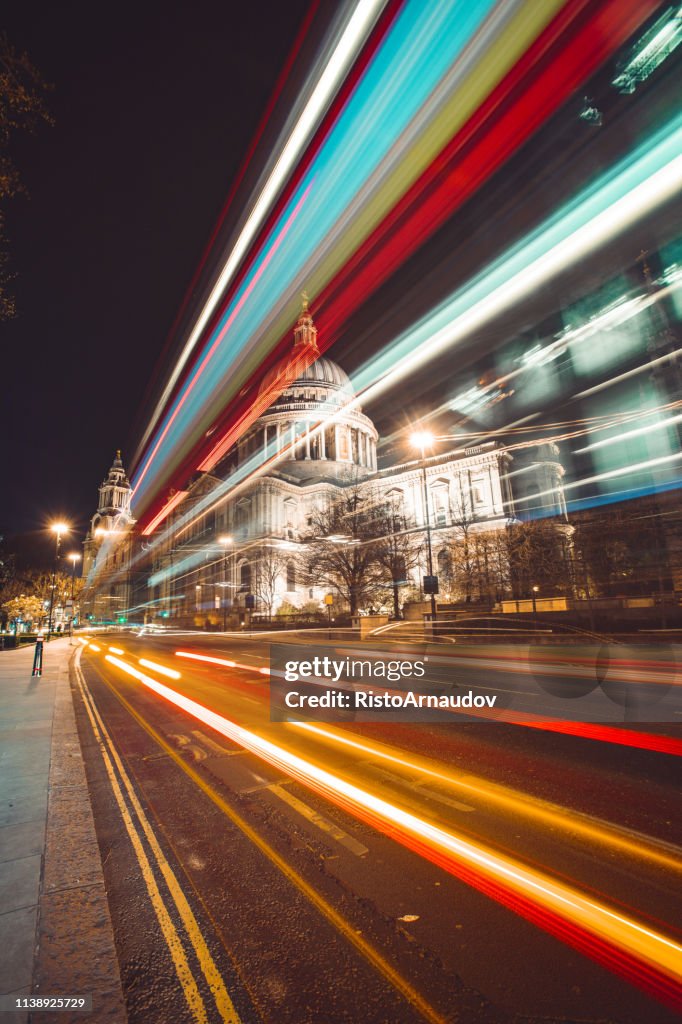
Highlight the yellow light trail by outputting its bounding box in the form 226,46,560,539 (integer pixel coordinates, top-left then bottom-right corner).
103,653,682,1008
293,722,682,876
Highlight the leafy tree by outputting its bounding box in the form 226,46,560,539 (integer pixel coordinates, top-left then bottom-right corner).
2,594,44,630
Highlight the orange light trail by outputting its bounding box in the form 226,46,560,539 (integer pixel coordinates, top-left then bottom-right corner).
141,489,189,536
139,658,182,680
171,647,681,754
293,722,682,876
103,652,682,1010
175,649,269,675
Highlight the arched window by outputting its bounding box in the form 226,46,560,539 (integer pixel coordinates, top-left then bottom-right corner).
286,561,296,591
239,562,251,592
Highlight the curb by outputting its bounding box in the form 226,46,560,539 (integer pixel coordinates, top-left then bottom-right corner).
29,645,127,1024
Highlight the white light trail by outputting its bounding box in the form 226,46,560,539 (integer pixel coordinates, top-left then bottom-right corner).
574,413,682,454
352,150,682,412
136,0,386,458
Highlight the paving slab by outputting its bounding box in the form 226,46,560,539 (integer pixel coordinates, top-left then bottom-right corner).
0,639,126,1023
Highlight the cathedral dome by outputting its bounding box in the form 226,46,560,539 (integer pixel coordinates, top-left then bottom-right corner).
258,353,353,397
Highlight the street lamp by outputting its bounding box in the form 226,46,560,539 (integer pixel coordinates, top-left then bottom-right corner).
47,522,70,639
409,431,438,622
66,552,81,636
218,535,233,631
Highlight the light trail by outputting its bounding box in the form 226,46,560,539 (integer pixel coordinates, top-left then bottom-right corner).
132,0,509,512
573,413,682,454
102,653,682,1010
501,452,682,509
139,658,182,680
293,721,682,876
134,0,388,471
175,649,270,675
143,107,682,543
350,116,682,413
130,0,655,525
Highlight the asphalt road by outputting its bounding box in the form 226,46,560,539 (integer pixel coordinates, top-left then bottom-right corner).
72,629,682,1024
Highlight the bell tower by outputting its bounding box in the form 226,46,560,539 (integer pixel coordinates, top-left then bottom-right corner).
293,292,319,352
83,451,134,579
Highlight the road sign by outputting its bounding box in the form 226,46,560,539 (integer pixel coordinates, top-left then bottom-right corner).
324,594,334,605
423,575,439,595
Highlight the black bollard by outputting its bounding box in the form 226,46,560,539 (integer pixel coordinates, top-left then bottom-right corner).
32,634,44,677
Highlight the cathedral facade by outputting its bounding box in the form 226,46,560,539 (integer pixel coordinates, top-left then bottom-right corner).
153,302,569,626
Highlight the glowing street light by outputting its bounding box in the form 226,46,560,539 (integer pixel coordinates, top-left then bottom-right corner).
409,431,435,453
409,431,438,622
47,522,70,639
218,535,233,631
67,553,81,600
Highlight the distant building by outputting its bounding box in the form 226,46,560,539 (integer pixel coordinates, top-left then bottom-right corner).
81,451,136,622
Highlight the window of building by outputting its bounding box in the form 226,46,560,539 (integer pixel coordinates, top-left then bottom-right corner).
287,561,296,591
239,562,251,592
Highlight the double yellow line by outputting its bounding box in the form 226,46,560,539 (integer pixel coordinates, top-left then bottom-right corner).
74,648,241,1024
80,647,448,1024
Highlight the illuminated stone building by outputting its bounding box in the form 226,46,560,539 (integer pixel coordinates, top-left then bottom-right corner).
81,451,136,622
160,302,568,624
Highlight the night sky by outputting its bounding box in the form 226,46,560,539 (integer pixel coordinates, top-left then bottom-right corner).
1,0,310,559
3,3,679,565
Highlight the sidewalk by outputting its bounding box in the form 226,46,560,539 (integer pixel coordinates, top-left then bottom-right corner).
0,638,126,1023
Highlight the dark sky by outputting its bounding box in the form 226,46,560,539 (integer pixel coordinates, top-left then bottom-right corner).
1,0,311,557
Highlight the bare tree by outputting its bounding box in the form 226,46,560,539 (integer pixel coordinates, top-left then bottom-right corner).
505,518,571,598
448,489,479,602
372,499,420,618
253,544,287,616
303,486,385,614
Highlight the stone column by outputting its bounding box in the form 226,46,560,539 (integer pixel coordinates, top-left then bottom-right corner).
305,423,311,460
320,427,326,459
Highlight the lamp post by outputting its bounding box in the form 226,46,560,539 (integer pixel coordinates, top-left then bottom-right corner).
531,584,539,631
410,431,437,622
67,553,81,599
67,552,81,635
218,535,233,632
47,522,69,640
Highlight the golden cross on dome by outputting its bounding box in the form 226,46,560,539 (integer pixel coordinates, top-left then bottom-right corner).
301,291,309,312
